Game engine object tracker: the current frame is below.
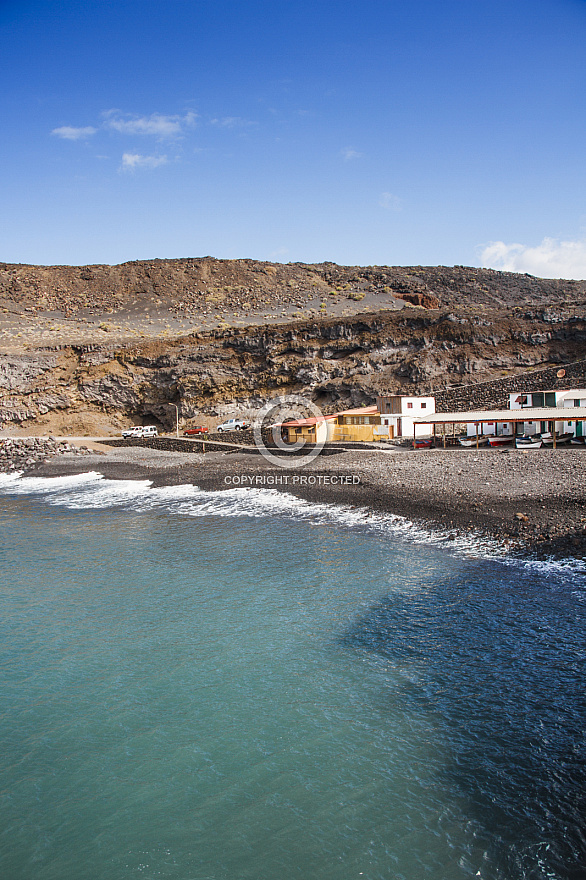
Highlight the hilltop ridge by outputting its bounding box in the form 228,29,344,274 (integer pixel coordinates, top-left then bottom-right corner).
1,258,584,350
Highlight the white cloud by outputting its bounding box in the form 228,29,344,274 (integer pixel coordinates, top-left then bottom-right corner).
121,153,168,171
341,147,363,161
480,237,586,280
105,110,197,138
209,116,254,128
379,192,402,211
51,125,97,140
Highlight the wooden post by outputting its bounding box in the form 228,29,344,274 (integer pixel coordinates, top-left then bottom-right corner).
553,422,557,449
413,423,416,449
443,424,446,448
475,422,479,449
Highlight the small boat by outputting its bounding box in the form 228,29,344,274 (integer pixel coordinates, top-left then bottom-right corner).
570,436,585,446
413,437,433,449
488,435,514,447
541,432,574,447
458,435,489,447
515,434,542,449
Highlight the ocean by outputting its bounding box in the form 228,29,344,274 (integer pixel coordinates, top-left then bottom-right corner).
0,472,584,880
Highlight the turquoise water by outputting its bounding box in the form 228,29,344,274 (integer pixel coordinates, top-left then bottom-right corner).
0,473,584,880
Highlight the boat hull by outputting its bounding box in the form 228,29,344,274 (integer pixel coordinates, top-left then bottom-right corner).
542,432,574,446
459,436,489,447
515,437,543,449
487,436,514,447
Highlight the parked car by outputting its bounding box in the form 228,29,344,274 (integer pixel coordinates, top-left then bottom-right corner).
122,425,158,439
183,425,209,436
216,418,251,432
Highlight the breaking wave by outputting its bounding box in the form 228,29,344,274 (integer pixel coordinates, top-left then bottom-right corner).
0,470,584,584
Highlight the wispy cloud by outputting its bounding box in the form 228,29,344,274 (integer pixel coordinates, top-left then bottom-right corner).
379,192,402,211
209,116,254,128
121,153,168,171
341,147,363,161
105,110,197,138
269,247,289,259
51,125,97,140
480,237,586,280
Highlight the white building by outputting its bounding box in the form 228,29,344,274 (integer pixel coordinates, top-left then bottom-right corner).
375,394,436,439
508,387,586,437
466,418,513,438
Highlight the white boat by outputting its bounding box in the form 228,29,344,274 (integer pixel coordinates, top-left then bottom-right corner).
570,436,585,446
515,434,542,449
458,435,489,447
488,435,514,448
541,432,573,447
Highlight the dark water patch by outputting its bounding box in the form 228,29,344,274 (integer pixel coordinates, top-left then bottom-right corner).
343,566,586,878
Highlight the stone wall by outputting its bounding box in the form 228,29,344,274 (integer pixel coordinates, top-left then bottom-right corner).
435,357,586,412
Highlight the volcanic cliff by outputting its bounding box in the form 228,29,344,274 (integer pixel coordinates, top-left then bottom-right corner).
0,258,584,433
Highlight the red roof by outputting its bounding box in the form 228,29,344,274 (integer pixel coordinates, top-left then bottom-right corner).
281,414,337,427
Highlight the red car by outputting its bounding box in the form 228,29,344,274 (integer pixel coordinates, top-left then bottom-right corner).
183,426,209,436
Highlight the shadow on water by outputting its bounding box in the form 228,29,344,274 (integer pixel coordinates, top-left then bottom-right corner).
342,564,586,880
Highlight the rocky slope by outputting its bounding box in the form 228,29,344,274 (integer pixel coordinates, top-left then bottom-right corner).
1,258,585,349
1,301,585,434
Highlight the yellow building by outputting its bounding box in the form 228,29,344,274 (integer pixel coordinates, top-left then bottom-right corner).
281,406,388,444
280,415,337,444
331,406,384,442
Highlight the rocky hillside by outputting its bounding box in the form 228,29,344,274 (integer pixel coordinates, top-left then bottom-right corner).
1,268,585,434
2,258,584,320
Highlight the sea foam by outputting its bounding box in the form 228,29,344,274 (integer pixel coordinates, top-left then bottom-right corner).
0,470,584,584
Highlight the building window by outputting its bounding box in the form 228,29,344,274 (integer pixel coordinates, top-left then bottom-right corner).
532,392,544,407
407,402,413,409
421,402,426,409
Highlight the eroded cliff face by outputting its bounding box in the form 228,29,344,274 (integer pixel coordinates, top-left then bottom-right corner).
2,305,584,433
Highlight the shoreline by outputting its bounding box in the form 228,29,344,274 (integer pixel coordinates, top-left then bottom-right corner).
13,442,586,562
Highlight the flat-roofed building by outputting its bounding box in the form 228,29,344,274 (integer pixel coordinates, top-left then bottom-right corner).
375,394,436,439
508,388,586,437
331,406,384,442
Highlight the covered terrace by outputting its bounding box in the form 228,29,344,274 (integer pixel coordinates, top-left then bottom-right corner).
412,406,586,448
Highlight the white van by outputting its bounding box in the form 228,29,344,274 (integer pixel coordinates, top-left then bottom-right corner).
122,425,158,439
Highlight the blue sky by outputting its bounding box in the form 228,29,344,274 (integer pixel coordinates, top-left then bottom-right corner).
1,0,586,276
